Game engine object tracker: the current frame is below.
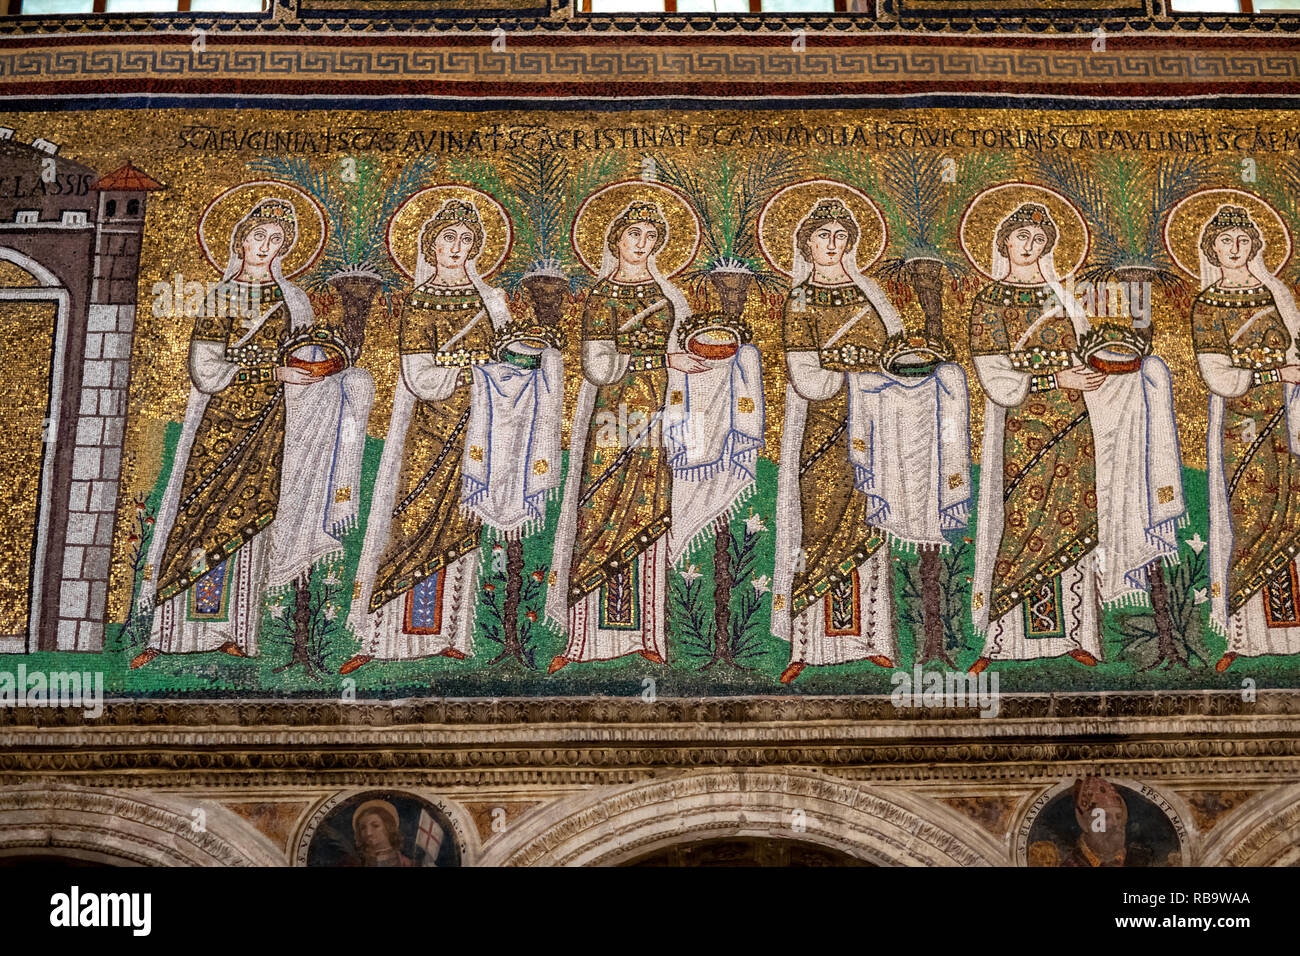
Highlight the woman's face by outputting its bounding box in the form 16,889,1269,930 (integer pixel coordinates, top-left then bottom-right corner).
616,223,659,267
1214,228,1253,270
807,224,850,269
433,225,476,271
240,222,285,271
1005,225,1048,267
356,813,394,855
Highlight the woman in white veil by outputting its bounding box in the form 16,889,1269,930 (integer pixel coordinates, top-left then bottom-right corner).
344,199,515,673
545,199,704,672
1191,203,1300,669
770,198,904,684
135,196,370,668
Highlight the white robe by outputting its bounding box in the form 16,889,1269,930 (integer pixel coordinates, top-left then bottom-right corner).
1202,353,1300,658
147,335,372,656
971,353,1183,661
664,343,765,566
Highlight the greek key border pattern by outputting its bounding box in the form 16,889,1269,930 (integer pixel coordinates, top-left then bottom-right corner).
1,0,1298,38
1,45,1299,86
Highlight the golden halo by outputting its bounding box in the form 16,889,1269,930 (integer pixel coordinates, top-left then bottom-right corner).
1163,188,1292,280
571,180,701,278
757,179,887,278
387,184,512,281
959,183,1090,282
197,180,327,280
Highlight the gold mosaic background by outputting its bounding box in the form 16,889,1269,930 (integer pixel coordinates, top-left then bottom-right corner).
2,108,1294,622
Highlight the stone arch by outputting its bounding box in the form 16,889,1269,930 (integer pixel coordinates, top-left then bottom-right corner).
0,785,286,866
479,769,1007,867
0,244,64,288
1200,784,1300,867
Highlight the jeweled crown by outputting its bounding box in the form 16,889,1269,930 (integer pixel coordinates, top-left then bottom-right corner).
249,199,296,224
879,329,955,374
808,198,853,222
1006,203,1052,228
1077,322,1152,361
1209,205,1255,231
625,201,665,224
432,199,481,226
677,309,754,347
494,317,565,359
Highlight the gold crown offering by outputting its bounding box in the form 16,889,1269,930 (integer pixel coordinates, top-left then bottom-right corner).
1077,323,1151,374
880,330,954,378
432,199,482,227
278,327,353,377
1208,205,1255,231
250,199,296,225
808,198,854,222
678,309,753,361
494,318,564,361
1006,203,1053,227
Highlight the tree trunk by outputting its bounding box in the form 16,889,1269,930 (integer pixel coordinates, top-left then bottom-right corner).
916,546,954,667
904,258,946,341
327,273,383,358
1145,559,1184,670
275,573,318,677
501,538,525,664
709,515,736,668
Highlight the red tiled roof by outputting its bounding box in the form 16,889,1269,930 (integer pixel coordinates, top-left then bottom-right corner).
90,162,164,192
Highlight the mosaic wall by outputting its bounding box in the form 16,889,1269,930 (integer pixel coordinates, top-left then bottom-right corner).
3,106,1300,699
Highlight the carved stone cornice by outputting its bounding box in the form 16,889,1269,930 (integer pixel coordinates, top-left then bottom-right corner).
1,692,1298,790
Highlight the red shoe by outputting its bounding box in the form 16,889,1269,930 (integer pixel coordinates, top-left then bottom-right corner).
440,648,467,661
547,656,569,674
779,662,805,684
218,641,247,658
968,656,991,675
868,655,895,669
129,648,160,670
339,654,372,675
639,650,665,665
1067,649,1098,667
1215,652,1238,673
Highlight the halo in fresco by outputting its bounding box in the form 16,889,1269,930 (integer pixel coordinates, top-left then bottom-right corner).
959,182,1090,281
1164,187,1293,279
571,180,701,278
387,184,513,281
197,180,327,279
757,179,887,277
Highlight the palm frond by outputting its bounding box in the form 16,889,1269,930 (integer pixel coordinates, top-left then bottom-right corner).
1143,154,1217,263
1029,152,1126,269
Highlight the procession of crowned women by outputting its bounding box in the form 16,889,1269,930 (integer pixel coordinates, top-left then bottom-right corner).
124,170,1300,685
